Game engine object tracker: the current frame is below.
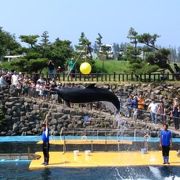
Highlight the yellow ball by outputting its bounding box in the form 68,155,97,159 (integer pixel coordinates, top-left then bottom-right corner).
80,62,92,75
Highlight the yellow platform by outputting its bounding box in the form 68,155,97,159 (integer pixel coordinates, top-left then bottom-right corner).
37,139,132,145
29,151,180,169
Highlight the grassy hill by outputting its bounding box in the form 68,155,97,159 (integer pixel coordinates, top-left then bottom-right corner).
94,60,130,73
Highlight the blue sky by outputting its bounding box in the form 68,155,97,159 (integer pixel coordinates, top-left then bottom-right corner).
0,0,180,47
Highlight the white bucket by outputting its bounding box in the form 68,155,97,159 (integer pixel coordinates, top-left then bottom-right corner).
177,150,180,157
73,150,79,156
141,148,148,154
85,150,91,156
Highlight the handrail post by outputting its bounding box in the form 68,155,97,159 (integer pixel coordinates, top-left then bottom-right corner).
91,140,93,152
28,146,30,160
148,73,151,82
113,72,116,81
126,74,128,81
131,72,133,81
91,73,93,81
144,74,146,82
58,73,60,82
101,73,103,82
79,73,81,81
105,130,107,152
63,72,65,81
154,74,156,81
63,135,66,153
105,73,107,81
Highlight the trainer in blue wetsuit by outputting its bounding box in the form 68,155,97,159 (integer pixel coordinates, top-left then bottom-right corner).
42,115,50,166
160,124,172,164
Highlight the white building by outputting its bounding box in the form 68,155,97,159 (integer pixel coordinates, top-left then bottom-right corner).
4,55,25,62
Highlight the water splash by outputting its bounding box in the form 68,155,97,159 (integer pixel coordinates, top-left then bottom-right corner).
149,166,162,179
60,127,64,141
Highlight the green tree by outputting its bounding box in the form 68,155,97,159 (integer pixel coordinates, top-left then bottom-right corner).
137,33,159,50
169,47,177,62
19,34,42,60
95,33,103,58
50,38,73,67
0,27,21,59
146,48,173,73
126,28,175,74
127,27,140,60
177,47,180,62
75,32,92,60
137,33,174,73
9,58,48,73
112,43,120,60
19,35,39,48
39,31,51,58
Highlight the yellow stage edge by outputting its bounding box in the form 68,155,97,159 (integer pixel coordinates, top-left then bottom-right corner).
29,151,180,170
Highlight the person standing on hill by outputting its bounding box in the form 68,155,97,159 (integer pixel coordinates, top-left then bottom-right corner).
67,58,76,78
126,94,133,118
147,99,158,124
160,124,172,164
132,95,138,121
137,94,145,119
171,104,180,130
157,100,166,124
48,60,55,79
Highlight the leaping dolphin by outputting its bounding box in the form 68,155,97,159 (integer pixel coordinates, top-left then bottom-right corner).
53,85,120,112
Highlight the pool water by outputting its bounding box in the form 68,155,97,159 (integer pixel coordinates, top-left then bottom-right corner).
0,161,179,180
0,136,179,142
0,136,180,179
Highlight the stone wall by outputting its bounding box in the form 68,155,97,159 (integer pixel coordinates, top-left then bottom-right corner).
0,82,179,136
0,87,115,136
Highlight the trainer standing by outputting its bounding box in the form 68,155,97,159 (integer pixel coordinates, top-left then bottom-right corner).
160,124,172,164
42,114,50,166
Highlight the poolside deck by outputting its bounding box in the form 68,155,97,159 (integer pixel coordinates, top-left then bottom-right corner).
29,151,180,169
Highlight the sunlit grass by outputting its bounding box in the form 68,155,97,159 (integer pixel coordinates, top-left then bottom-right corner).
94,60,130,73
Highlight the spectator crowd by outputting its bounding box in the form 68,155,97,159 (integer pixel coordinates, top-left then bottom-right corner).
125,92,179,130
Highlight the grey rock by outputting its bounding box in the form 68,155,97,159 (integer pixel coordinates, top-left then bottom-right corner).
29,122,35,126
0,131,7,135
5,115,12,121
6,108,12,115
51,119,57,125
33,104,39,110
59,114,68,120
8,97,19,101
21,127,28,131
62,109,70,114
51,113,63,119
11,106,17,111
12,117,20,122
5,101,14,107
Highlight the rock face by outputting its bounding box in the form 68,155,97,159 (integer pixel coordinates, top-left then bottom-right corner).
0,82,179,136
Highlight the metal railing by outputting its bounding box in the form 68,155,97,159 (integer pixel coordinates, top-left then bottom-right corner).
31,72,180,82
55,128,158,152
